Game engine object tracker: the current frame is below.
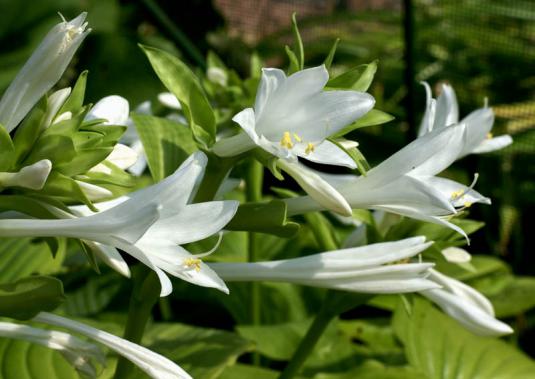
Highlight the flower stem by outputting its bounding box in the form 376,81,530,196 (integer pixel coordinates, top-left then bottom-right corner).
246,158,264,365
193,153,237,203
113,266,160,379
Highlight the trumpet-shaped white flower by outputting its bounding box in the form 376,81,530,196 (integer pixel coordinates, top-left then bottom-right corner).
0,13,90,132
212,65,374,168
0,321,105,377
418,82,512,157
0,159,52,190
210,237,438,293
285,123,490,239
34,312,192,379
31,152,238,296
420,269,513,336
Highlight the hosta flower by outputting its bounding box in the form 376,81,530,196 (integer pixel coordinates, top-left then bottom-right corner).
285,123,490,238
0,152,238,296
0,321,105,377
34,312,192,379
212,65,374,168
210,237,438,293
420,269,513,336
0,13,90,132
0,159,52,191
418,82,512,157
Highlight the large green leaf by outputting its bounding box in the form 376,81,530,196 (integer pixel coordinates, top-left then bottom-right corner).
393,298,535,379
0,338,79,379
142,323,253,379
484,276,535,318
0,238,65,284
131,113,197,182
141,45,216,147
0,276,65,320
314,360,427,379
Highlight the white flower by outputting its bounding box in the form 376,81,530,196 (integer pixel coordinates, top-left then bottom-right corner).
0,321,105,377
85,95,130,125
210,237,438,294
14,152,239,296
34,312,192,379
418,82,512,157
212,65,374,169
285,123,490,239
0,159,52,190
0,13,90,132
420,269,513,336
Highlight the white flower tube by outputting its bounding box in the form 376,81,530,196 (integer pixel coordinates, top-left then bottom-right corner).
0,159,52,190
0,321,104,377
33,312,192,379
210,237,438,293
417,82,512,157
285,123,489,239
420,269,513,336
0,13,90,132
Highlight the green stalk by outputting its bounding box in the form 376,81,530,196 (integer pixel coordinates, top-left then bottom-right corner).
113,267,161,379
278,212,370,379
246,159,264,365
194,154,237,203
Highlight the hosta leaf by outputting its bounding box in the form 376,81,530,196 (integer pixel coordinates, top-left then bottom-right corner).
131,113,197,182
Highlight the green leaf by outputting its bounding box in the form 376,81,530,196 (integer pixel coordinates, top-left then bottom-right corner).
141,45,216,147
131,113,198,181
485,276,535,318
394,298,535,379
23,134,76,167
39,171,95,210
332,109,395,138
323,38,340,70
142,323,253,379
0,124,14,171
291,12,304,70
219,364,285,379
0,338,79,379
285,45,300,75
327,61,378,92
59,70,88,115
62,273,123,317
0,237,66,284
314,361,427,379
12,98,47,165
225,200,299,237
0,276,65,320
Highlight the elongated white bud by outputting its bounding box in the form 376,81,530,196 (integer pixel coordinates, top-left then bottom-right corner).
0,159,52,190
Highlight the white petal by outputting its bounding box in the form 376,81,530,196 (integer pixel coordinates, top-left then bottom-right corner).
472,135,513,154
460,107,495,156
105,143,138,170
84,241,131,278
277,160,352,216
76,181,113,201
157,92,182,110
44,87,71,127
417,82,436,136
295,140,357,169
145,201,239,245
34,313,192,379
254,68,286,118
85,95,129,125
433,83,459,128
441,247,472,264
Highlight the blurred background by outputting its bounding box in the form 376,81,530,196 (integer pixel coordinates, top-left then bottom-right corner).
1,0,533,356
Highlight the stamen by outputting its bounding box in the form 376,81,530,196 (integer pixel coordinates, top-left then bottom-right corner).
464,202,472,208
305,142,315,154
292,133,302,142
280,132,294,149
184,258,202,272
450,173,479,202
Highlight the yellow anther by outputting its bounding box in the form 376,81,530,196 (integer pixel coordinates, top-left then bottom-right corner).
464,201,472,208
486,132,493,139
184,258,202,272
293,133,302,142
280,132,294,149
450,190,464,200
305,142,315,155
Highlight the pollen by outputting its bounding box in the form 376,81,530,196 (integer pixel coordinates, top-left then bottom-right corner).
486,132,493,139
280,132,294,149
450,190,464,200
293,133,302,142
464,201,472,208
305,142,315,154
184,258,202,272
